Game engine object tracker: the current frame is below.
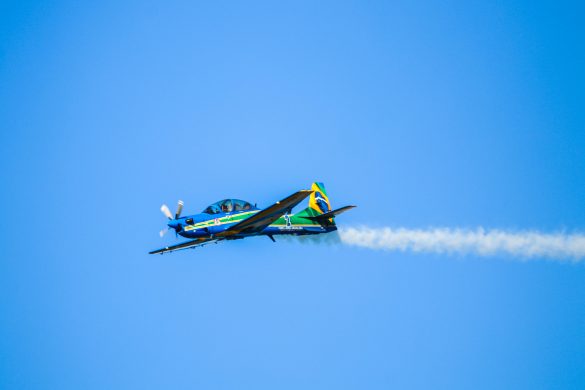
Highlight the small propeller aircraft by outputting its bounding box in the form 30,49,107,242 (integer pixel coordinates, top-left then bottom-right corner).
149,182,355,254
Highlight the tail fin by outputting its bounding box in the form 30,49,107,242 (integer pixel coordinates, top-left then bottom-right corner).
297,182,356,226
309,182,331,215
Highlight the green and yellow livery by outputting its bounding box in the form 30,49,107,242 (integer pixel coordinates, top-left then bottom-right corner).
150,182,355,254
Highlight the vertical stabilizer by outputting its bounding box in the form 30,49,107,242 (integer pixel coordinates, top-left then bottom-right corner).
309,182,331,215
294,182,334,224
296,182,355,226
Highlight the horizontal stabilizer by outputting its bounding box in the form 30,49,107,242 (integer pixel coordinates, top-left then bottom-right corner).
302,205,356,222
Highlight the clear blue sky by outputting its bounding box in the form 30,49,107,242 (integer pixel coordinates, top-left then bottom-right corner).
1,0,584,388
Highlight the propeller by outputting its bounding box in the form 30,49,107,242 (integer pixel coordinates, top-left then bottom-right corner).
159,200,184,238
175,200,184,219
160,204,173,220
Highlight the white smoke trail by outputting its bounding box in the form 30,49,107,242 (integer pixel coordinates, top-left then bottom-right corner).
336,226,585,261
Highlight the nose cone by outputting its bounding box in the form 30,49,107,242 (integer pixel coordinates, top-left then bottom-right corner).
167,220,180,230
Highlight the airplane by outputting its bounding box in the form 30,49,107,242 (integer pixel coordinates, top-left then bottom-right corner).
149,182,355,254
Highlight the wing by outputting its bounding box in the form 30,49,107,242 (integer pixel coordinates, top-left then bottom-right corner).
219,189,312,236
149,236,220,255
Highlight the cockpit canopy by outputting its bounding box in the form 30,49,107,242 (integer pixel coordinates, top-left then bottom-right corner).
202,199,254,214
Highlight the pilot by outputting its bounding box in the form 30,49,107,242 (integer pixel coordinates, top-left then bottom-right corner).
221,201,233,213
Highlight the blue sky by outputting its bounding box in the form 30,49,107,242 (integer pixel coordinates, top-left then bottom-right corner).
1,0,584,388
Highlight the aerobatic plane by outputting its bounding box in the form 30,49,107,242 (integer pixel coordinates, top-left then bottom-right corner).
149,182,355,254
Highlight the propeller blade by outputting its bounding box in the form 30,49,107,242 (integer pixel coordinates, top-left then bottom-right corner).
160,204,173,220
175,200,184,219
159,229,168,238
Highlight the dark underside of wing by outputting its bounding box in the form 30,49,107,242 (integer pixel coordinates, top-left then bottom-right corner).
149,236,219,254
219,189,313,236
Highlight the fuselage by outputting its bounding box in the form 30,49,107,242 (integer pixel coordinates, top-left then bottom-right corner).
172,208,336,239
150,183,355,255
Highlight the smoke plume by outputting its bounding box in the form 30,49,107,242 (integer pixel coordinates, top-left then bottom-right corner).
336,226,585,261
